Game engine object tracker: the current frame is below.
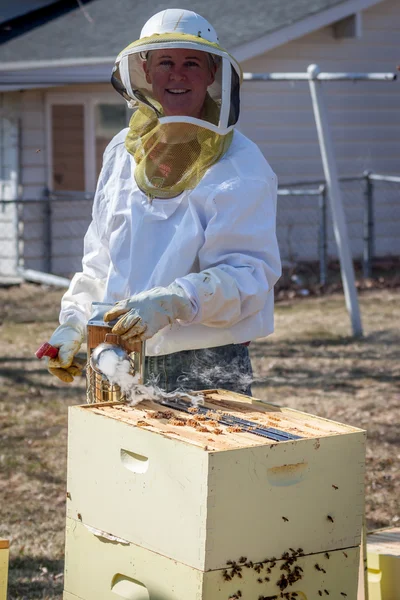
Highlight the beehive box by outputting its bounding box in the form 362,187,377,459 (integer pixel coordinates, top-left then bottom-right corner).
0,540,9,600
66,389,366,572
366,527,400,600
64,516,360,600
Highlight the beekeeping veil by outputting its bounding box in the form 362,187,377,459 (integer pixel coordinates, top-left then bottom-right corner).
111,9,242,199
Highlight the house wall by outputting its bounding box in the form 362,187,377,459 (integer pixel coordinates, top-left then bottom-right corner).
14,85,110,277
0,93,19,279
240,0,400,261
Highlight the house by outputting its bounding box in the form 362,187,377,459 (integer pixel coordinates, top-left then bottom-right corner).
0,0,399,278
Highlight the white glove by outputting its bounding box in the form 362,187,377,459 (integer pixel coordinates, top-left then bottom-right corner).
47,323,85,383
103,283,195,342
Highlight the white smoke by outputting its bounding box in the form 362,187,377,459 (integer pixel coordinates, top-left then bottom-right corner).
176,348,254,394
97,348,202,407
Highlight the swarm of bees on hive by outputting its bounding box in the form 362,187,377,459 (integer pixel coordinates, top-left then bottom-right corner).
222,547,350,599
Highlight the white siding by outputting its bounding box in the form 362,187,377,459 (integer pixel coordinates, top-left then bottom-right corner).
20,90,47,200
0,93,19,277
18,90,93,276
241,0,400,261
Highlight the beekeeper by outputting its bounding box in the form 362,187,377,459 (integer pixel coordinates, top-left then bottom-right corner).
46,9,281,393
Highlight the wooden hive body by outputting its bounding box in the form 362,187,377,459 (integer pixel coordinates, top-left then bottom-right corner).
0,540,9,600
366,527,400,600
64,517,360,600
64,390,366,598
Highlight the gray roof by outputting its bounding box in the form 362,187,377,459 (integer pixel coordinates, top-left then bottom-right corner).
0,0,350,63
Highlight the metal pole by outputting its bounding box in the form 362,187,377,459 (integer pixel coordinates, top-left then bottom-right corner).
308,64,363,337
318,185,328,286
363,171,374,279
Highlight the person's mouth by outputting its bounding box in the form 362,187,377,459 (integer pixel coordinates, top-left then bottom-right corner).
166,89,191,95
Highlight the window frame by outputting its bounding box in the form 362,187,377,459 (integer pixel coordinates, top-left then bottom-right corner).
45,91,129,193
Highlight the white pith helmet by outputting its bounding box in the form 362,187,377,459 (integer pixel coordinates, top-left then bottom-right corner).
140,9,219,44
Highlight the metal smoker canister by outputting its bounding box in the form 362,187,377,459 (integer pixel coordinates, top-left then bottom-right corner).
86,302,145,404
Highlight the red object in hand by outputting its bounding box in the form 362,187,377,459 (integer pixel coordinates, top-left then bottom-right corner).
35,342,59,360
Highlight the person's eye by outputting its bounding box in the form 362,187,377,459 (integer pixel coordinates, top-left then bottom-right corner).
158,60,173,67
185,61,201,68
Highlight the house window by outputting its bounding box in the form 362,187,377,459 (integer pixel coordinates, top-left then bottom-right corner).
95,103,127,178
52,104,85,191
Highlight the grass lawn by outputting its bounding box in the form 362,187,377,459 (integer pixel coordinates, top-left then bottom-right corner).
0,284,398,599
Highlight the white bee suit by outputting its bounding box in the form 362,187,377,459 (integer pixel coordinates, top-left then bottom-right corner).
60,128,281,356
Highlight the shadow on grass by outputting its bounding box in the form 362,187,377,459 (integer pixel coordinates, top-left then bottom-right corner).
251,330,400,362
8,556,64,600
0,356,86,397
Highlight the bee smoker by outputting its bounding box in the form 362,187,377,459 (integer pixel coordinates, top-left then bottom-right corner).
86,302,145,404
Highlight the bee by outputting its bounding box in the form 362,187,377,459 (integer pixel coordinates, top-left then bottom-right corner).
239,556,247,563
281,552,290,560
332,484,339,490
315,564,321,571
294,566,303,574
343,552,348,558
277,574,288,591
340,594,347,597
325,553,330,559
297,548,304,553
318,591,323,597
265,577,270,582
324,591,330,595
257,578,263,583
282,516,289,522
327,515,334,523
222,570,232,581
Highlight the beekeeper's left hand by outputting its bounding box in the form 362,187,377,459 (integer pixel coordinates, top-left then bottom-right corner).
103,283,195,341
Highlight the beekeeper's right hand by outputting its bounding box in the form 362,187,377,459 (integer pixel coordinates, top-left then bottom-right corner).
47,323,85,383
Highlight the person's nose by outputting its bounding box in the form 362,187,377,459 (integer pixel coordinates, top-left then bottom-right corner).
169,66,186,81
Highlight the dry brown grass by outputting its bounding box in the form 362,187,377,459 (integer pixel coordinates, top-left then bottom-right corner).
0,284,398,599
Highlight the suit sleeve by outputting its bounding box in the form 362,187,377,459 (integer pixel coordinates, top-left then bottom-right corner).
176,175,281,327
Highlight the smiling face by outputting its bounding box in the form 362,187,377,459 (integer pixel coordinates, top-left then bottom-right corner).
143,48,216,118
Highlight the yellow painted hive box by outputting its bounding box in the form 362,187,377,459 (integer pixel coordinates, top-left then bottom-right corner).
0,540,9,600
64,516,360,600
66,389,366,574
367,527,400,600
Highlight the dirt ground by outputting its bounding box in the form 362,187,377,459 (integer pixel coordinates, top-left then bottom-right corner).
0,283,399,599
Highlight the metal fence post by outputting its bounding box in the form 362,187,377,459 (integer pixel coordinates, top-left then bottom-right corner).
318,184,328,286
43,187,52,274
363,170,374,279
308,64,363,336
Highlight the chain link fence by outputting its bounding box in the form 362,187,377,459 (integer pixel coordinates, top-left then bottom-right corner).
0,173,398,283
277,173,400,284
